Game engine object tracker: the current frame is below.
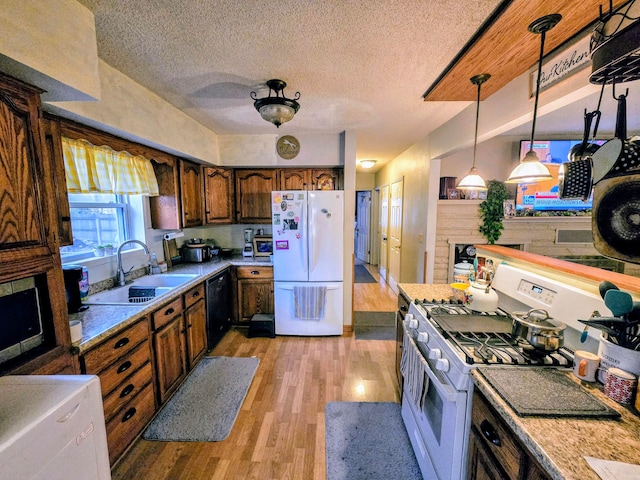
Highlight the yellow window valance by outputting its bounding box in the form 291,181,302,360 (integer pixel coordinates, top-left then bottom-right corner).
62,136,159,196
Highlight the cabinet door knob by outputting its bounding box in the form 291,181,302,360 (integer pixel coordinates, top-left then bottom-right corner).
114,337,130,349
121,407,137,423
192,291,200,297
251,270,259,275
119,383,135,398
165,307,175,316
480,419,502,446
117,360,132,374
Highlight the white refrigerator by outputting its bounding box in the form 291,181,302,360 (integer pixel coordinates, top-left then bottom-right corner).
271,190,344,335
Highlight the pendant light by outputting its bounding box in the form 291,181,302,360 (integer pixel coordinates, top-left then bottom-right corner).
251,79,301,128
506,14,561,184
457,73,490,191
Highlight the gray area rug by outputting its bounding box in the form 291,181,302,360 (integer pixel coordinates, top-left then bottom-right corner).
354,264,376,283
143,356,259,442
354,311,396,340
326,402,422,480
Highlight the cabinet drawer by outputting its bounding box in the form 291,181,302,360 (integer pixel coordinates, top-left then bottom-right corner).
98,340,151,397
83,319,149,373
106,382,155,465
102,361,153,423
184,282,204,308
471,391,523,479
152,296,183,330
236,266,273,279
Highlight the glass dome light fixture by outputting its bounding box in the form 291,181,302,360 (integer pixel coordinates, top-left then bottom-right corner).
251,79,301,128
506,14,561,184
457,73,491,191
360,159,377,169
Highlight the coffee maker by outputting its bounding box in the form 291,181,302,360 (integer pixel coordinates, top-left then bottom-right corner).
62,265,89,313
243,228,254,257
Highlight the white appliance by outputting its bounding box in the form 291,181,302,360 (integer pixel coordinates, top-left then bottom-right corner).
271,190,344,335
243,228,254,257
400,264,610,480
0,375,111,480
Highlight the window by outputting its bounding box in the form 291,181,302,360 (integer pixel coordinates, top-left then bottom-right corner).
59,193,130,262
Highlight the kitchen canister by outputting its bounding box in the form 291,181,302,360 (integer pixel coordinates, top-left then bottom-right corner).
605,367,636,404
69,320,83,344
597,335,640,383
573,350,600,382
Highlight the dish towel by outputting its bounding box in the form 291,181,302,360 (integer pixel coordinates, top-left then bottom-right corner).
293,286,327,320
400,331,429,411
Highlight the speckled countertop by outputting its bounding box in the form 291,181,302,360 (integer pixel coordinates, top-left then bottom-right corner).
398,283,454,304
398,282,640,479
70,256,272,353
473,369,640,479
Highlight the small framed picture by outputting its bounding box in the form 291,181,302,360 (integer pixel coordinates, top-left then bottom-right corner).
468,190,479,200
478,190,487,200
447,188,460,200
503,199,516,218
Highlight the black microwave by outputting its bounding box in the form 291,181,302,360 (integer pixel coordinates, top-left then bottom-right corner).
0,277,44,364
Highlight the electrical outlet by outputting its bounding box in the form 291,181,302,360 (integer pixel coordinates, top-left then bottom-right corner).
418,234,424,244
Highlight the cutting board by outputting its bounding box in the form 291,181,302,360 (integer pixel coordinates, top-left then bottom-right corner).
163,239,181,267
477,367,620,418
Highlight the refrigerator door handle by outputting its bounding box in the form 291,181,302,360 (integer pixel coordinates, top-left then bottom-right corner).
276,285,341,291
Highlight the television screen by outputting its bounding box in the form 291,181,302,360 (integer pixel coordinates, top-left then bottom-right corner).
515,140,606,212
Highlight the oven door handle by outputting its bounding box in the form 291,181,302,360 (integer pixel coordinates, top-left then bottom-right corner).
421,360,460,402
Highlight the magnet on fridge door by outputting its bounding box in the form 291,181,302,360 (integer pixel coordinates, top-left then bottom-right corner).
276,240,289,250
273,214,281,225
281,201,288,211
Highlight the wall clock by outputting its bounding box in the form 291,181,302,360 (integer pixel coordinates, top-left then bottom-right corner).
276,135,300,160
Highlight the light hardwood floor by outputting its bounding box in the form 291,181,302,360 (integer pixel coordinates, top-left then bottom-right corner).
112,264,399,480
353,263,398,312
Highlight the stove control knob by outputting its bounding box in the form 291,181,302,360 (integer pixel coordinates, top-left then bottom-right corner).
406,314,418,329
428,348,441,360
417,332,429,342
436,358,450,372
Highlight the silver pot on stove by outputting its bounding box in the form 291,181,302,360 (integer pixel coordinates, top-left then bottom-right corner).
510,309,566,352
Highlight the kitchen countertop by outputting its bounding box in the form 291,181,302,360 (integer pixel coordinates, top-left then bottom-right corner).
398,283,454,303
70,256,272,353
473,368,640,480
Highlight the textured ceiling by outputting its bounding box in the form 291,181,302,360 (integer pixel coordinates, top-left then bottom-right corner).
75,0,505,168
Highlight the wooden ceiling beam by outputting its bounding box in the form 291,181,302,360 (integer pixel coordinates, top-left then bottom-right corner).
423,0,630,102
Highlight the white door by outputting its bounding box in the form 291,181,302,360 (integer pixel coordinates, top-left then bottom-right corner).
308,191,344,282
355,191,371,263
378,184,389,282
388,179,403,294
272,191,308,281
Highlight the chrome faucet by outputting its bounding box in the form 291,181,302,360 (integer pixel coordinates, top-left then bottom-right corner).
116,240,150,286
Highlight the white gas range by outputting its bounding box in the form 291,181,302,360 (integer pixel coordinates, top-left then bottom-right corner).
400,264,610,480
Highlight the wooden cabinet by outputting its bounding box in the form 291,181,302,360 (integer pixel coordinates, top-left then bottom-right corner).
80,318,156,465
184,283,207,366
468,391,550,480
180,160,204,227
311,168,342,190
0,72,52,258
149,156,181,230
151,283,207,404
279,167,343,191
0,73,77,376
235,169,279,223
235,266,274,323
280,168,311,190
151,296,186,404
204,166,234,224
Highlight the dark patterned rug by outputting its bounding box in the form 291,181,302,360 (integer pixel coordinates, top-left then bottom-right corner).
354,311,396,340
354,264,376,283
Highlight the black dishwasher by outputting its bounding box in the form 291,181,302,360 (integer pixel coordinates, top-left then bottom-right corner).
206,269,232,349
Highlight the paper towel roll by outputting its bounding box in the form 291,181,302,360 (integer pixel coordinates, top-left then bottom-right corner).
163,231,184,241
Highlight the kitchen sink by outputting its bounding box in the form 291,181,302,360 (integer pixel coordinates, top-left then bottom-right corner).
85,274,198,306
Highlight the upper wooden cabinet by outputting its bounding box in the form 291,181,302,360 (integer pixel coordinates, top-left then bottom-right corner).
0,73,52,258
180,160,204,228
235,169,279,223
149,156,181,230
279,168,342,191
42,117,72,246
204,167,235,224
280,168,311,190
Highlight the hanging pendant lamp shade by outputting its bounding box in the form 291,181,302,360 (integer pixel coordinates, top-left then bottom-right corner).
506,14,561,184
251,79,301,128
457,73,490,191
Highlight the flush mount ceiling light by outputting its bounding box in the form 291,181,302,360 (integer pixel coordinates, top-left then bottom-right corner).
360,159,377,169
457,73,490,191
506,14,561,184
251,79,301,128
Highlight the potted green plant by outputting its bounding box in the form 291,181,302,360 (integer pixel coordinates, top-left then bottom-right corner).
103,244,114,256
93,245,105,257
478,180,510,244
